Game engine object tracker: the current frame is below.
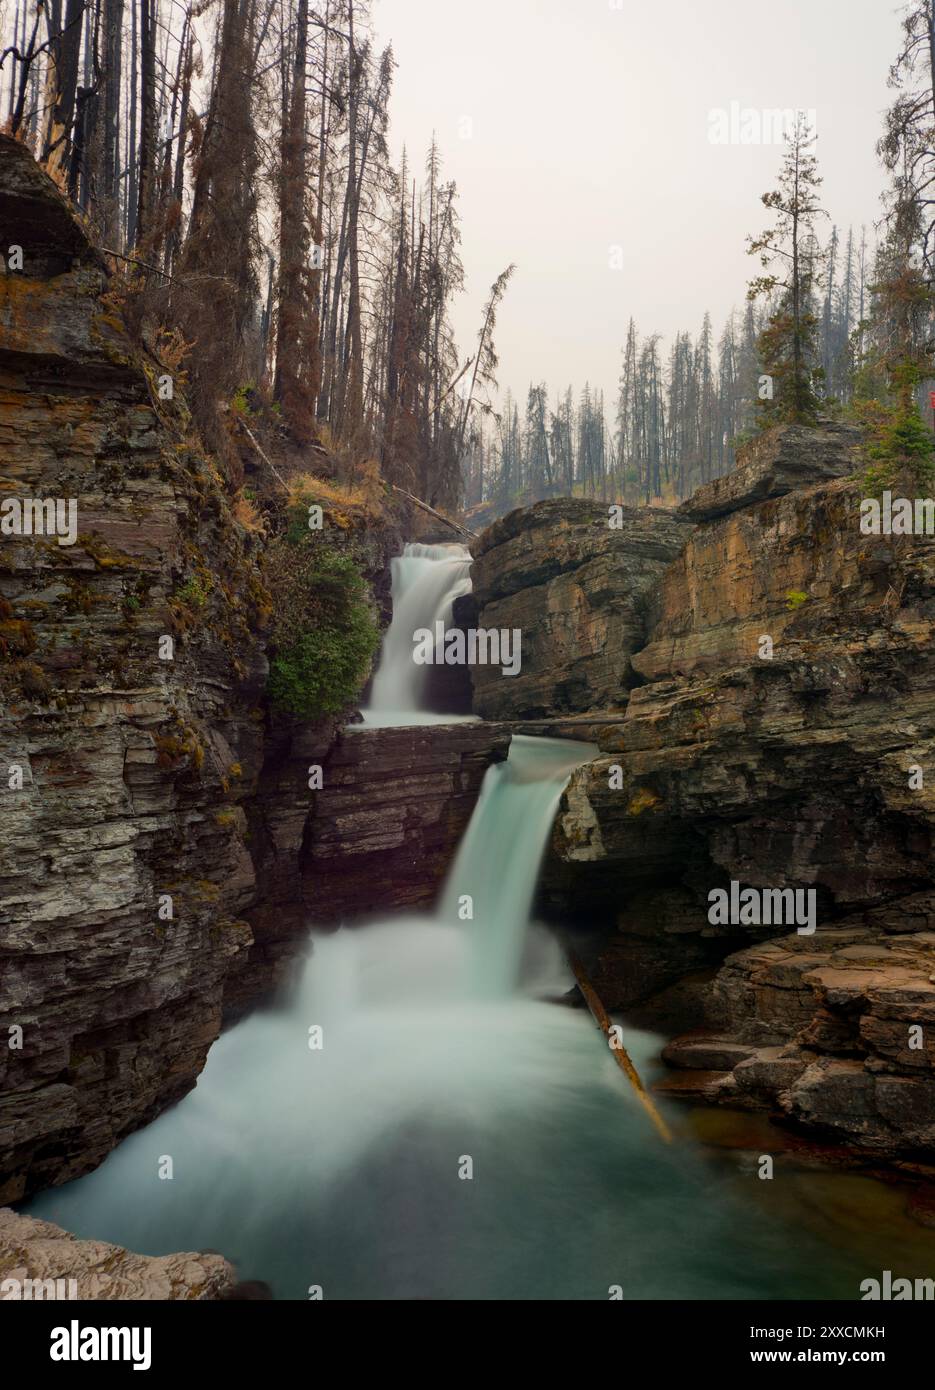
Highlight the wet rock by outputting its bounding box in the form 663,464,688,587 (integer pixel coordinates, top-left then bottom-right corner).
732,1047,809,1098
507,429,935,1157
661,1035,756,1070
652,1069,734,1102
660,931,935,1154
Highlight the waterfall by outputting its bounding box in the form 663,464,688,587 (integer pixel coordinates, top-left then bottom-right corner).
28,729,842,1299
363,542,474,726
441,736,599,996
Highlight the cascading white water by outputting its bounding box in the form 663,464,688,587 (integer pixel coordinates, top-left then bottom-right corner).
363,542,474,726
441,737,600,997
28,733,850,1298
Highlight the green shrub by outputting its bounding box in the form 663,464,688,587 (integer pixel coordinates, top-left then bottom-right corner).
231,383,256,418
266,544,379,720
729,429,757,455
174,574,211,609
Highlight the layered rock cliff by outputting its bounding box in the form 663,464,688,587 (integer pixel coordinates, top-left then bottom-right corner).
304,723,511,922
0,137,273,1200
467,498,692,719
505,427,935,1158
0,140,503,1202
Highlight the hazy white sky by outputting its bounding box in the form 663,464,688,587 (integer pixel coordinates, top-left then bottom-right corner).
372,0,904,411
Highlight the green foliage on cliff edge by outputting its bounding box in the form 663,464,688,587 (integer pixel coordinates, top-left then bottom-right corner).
265,540,379,720
855,395,935,494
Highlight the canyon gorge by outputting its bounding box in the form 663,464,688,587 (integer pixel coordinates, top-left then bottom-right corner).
2,139,935,1299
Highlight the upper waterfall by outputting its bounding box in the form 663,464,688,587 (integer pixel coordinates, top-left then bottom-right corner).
363,542,474,726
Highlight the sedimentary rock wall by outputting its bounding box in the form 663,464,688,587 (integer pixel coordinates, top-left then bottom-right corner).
304,723,511,921
549,465,935,918
0,137,279,1200
467,498,692,719
0,142,510,1199
495,429,935,1156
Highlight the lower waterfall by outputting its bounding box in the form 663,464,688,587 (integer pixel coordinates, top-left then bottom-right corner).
27,731,854,1299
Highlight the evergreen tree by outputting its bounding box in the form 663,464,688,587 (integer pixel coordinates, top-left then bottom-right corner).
747,113,827,426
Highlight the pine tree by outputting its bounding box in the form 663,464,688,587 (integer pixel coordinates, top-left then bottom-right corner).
457,264,515,461
747,113,827,426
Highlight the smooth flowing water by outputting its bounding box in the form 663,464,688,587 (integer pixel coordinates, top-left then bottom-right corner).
440,738,598,997
26,549,932,1299
27,734,910,1300
363,541,475,726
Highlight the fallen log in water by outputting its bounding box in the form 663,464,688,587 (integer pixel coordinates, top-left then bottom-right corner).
568,954,673,1144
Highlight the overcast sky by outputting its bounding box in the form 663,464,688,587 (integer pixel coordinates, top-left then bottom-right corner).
372,0,905,412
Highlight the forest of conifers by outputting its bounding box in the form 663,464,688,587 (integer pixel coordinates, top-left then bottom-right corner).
2,0,933,517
